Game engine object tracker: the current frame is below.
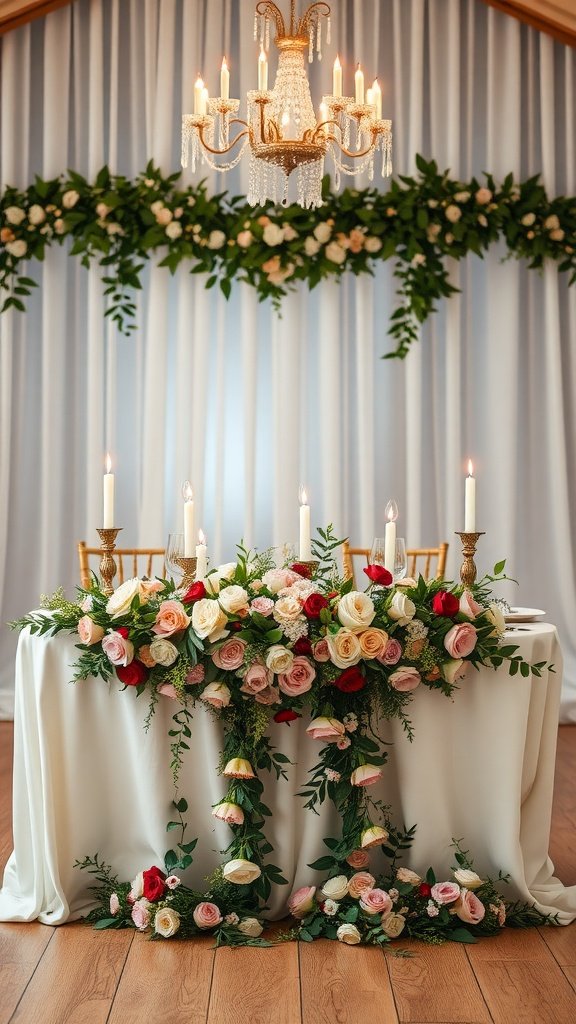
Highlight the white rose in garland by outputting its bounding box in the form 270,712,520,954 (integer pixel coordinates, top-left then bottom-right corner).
263,222,284,246
321,875,349,901
237,917,264,937
149,638,178,667
4,205,26,225
28,204,46,225
154,907,181,937
106,578,142,618
388,591,416,626
337,592,375,632
454,869,483,891
6,240,27,258
222,859,261,885
336,923,362,945
219,585,249,615
326,629,362,668
265,645,294,674
192,598,228,639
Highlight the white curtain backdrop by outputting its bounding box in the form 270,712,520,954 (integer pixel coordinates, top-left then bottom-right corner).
1,0,575,718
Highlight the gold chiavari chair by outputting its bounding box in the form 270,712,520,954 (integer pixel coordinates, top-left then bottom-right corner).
342,540,449,587
77,542,166,589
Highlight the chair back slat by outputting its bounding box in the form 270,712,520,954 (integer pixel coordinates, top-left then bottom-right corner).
77,542,166,590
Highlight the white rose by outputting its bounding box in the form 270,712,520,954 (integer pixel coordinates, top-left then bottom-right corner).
6,240,27,258
106,578,142,618
364,236,382,253
129,871,144,900
165,221,182,239
337,592,375,632
326,629,362,668
265,645,294,673
336,923,361,945
381,912,406,938
273,595,304,624
150,200,164,216
237,917,264,937
454,869,483,891
222,859,262,885
201,681,231,708
442,658,468,684
445,204,462,223
485,602,505,636
321,875,349,901
263,223,285,246
154,907,181,937
204,573,221,595
217,562,236,581
544,214,560,231
325,241,347,264
313,221,332,243
149,637,179,667
207,229,226,249
28,204,46,225
219,585,249,614
521,212,536,226
454,191,470,203
304,236,321,256
62,190,80,209
4,206,25,225
192,598,228,639
388,591,416,626
155,207,173,226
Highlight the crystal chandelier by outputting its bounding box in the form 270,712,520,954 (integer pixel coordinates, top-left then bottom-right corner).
181,0,392,209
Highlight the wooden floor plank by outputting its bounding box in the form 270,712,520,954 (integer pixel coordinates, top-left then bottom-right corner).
207,940,301,1024
8,921,133,1024
465,927,553,962
473,960,576,1023
108,931,215,1024
0,922,54,1024
385,940,492,1023
300,939,398,1024
539,923,576,966
563,965,576,993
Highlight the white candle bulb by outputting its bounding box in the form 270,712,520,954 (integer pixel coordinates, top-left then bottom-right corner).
333,55,342,97
319,101,329,135
384,499,398,573
201,86,209,114
220,57,229,100
194,75,204,115
464,460,476,532
299,485,312,561
371,78,382,119
366,87,374,108
196,529,208,581
258,46,268,90
182,480,195,556
354,64,365,104
103,453,114,529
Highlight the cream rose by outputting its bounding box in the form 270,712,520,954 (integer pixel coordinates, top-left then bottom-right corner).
361,825,389,849
365,235,383,253
149,637,179,667
105,578,143,618
223,757,255,779
129,871,144,900
454,869,483,891
265,645,294,674
212,802,244,825
358,627,389,659
166,221,182,239
485,602,506,636
475,187,492,205
304,235,321,256
62,189,80,209
77,616,105,646
388,591,416,625
350,764,383,787
313,221,332,243
207,230,226,249
237,917,264,937
396,867,421,885
306,717,345,741
336,923,361,945
347,872,376,899
321,875,349,901
154,907,181,937
325,241,347,264
326,629,362,669
360,889,393,915
381,912,406,937
263,222,284,246
6,239,27,257
192,598,228,639
219,585,249,615
201,682,231,708
442,658,469,685
4,206,25,225
261,568,300,593
445,204,462,222
28,204,46,225
273,595,304,624
222,859,262,885
337,592,375,631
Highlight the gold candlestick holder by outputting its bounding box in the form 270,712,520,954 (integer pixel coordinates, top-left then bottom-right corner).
455,531,485,588
175,556,197,591
96,527,122,595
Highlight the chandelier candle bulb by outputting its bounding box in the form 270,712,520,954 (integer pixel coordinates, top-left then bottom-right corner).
196,530,208,581
319,101,329,134
366,87,373,107
182,481,195,557
202,86,209,113
333,54,342,97
465,460,476,532
299,486,312,561
372,78,382,119
384,499,398,573
258,46,268,90
220,58,230,101
354,64,364,104
103,453,114,529
194,75,205,115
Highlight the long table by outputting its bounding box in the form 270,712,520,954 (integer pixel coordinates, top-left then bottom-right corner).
1,623,575,924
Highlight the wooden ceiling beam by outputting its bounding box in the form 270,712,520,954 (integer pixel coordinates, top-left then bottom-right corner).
0,1,74,36
480,1,576,47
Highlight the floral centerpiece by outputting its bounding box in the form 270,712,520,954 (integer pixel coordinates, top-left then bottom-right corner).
13,528,553,945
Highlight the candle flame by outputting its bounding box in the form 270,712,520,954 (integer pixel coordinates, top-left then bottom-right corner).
105,453,112,474
372,77,381,93
259,45,267,63
221,57,228,71
182,480,194,502
468,459,474,477
198,528,206,545
299,485,308,506
385,498,398,523
334,54,341,70
195,74,204,88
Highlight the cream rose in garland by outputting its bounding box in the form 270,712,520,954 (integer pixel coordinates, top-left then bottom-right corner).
337,591,376,632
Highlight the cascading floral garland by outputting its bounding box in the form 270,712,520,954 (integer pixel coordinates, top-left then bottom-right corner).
1,156,574,358
12,529,555,946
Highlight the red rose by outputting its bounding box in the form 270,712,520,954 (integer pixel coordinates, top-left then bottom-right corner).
182,581,206,603
143,865,167,902
333,666,366,692
418,882,432,898
363,564,393,586
116,662,148,687
291,562,312,579
273,709,301,724
116,626,130,638
229,620,244,632
302,593,329,619
293,637,313,655
432,591,460,618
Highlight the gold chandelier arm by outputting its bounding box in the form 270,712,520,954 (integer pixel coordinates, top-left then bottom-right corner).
297,2,331,36
255,2,286,38
196,121,250,157
328,132,381,160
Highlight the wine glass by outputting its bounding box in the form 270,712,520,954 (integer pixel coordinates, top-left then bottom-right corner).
165,532,184,585
394,537,407,581
369,537,386,566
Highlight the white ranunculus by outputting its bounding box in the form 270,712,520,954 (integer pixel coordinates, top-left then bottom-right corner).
485,602,506,636
219,585,249,614
336,923,361,945
313,221,332,243
106,578,142,618
263,222,284,246
6,239,27,258
337,592,375,632
222,859,261,885
154,907,181,937
62,190,80,209
304,235,321,256
149,637,179,667
165,221,182,239
265,645,294,673
388,591,416,626
321,875,349,901
28,204,46,225
207,229,226,249
454,869,483,891
325,241,347,264
192,598,228,639
4,206,26,225
237,917,264,937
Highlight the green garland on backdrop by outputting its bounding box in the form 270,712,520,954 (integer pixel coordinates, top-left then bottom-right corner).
1,155,574,358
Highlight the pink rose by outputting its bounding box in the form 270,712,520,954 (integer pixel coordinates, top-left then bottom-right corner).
212,637,247,671
288,886,316,918
140,580,164,598
165,875,181,890
200,682,230,708
459,591,483,619
157,682,178,700
430,881,461,905
346,849,370,869
336,735,351,750
350,764,383,787
312,638,331,662
193,902,223,929
347,872,376,898
240,662,272,694
261,568,301,593
454,889,486,925
444,622,477,658
110,893,120,915
306,717,345,741
360,889,393,915
185,664,205,685
388,666,421,692
212,801,245,825
250,596,274,616
131,899,151,930
278,656,316,696
102,630,134,666
138,645,157,668
77,616,105,646
152,600,191,637
254,684,281,705
377,638,402,665
223,757,255,779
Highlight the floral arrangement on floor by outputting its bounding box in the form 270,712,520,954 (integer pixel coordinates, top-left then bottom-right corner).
13,528,553,945
1,156,574,357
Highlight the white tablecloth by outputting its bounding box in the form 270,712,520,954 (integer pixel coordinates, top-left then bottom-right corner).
1,624,575,924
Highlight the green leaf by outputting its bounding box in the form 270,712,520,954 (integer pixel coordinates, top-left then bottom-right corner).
493,559,506,575
93,918,120,929
449,927,478,943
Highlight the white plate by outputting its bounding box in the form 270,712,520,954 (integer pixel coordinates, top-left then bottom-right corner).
504,607,546,623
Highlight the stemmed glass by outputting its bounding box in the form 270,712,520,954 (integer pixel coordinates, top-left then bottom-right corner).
165,532,185,585
393,538,407,582
369,537,386,566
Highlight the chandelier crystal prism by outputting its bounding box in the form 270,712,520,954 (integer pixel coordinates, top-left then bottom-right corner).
181,0,392,209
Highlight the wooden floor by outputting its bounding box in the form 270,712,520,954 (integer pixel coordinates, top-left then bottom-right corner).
1,721,575,1024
